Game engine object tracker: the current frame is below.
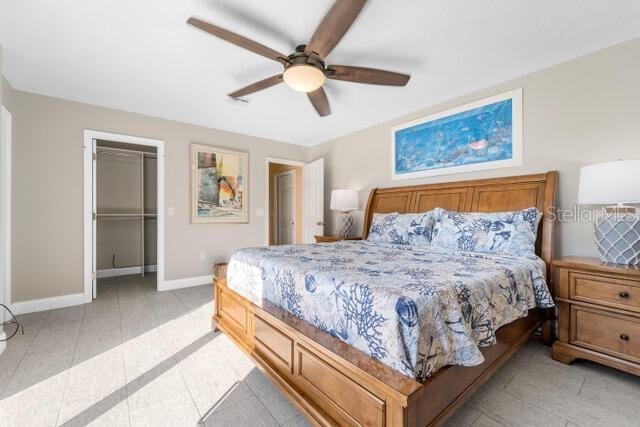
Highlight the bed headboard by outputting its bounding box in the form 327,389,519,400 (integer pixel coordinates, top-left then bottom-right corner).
362,171,558,278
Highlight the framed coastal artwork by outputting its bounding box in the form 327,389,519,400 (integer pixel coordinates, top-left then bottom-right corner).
391,89,522,180
190,144,248,223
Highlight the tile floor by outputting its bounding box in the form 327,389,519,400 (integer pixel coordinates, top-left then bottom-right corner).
0,274,639,426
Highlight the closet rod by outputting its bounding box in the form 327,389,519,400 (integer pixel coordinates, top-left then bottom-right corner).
96,150,145,160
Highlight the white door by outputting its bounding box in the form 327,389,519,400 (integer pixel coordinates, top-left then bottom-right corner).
302,158,324,243
0,106,12,312
91,139,97,299
275,171,295,245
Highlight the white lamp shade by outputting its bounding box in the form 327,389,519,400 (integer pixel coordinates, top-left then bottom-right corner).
577,159,640,205
330,189,359,212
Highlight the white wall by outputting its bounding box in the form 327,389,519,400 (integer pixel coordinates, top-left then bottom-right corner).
309,38,640,259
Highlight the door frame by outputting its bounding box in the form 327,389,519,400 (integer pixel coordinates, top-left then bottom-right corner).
1,106,12,313
83,130,165,302
302,158,325,243
272,169,296,245
264,157,306,246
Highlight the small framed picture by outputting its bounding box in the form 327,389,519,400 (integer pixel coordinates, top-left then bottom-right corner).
190,144,248,223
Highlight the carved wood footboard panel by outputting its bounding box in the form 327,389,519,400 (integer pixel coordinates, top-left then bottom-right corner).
214,278,544,426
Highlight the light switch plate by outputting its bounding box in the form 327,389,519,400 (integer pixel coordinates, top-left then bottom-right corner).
167,207,175,216
256,208,265,217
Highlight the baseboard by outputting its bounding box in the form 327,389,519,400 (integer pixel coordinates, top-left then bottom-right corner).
97,265,157,278
10,292,85,315
8,274,210,314
159,275,212,292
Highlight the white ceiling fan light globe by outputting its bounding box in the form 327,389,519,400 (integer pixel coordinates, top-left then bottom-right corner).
283,65,326,92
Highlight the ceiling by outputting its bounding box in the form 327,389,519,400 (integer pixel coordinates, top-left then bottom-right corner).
1,0,640,146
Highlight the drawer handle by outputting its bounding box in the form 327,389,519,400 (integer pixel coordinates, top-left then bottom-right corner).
620,334,630,341
619,291,630,299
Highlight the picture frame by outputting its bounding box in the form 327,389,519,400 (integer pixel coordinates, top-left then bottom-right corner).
190,143,248,224
391,88,522,180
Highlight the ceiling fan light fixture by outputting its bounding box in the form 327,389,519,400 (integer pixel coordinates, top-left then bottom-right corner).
283,64,326,93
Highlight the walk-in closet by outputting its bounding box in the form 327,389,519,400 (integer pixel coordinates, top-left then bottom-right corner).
95,140,157,287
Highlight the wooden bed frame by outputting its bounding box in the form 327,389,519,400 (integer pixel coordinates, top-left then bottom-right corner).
213,171,558,426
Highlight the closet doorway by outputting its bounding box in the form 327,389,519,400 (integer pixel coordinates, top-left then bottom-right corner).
83,131,165,302
266,159,305,246
273,170,296,245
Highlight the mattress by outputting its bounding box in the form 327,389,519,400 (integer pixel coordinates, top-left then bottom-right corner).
227,240,553,380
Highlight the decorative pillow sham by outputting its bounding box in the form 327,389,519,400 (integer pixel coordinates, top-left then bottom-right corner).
368,212,435,246
430,207,542,256
407,212,435,246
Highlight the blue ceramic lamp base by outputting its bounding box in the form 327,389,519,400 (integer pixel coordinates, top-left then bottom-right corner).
336,212,354,238
594,211,640,265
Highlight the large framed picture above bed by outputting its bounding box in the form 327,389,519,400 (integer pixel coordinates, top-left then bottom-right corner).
190,143,248,224
391,88,523,180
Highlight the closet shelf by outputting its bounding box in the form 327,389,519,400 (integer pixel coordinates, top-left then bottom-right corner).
96,213,157,216
96,213,157,220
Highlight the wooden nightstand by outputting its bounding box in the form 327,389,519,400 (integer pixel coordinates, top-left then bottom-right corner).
314,235,362,243
552,257,640,376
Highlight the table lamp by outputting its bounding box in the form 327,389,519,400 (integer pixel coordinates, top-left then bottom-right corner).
577,159,640,265
330,189,359,238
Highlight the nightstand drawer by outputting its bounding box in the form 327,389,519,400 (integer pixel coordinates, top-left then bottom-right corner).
571,306,640,363
570,272,640,313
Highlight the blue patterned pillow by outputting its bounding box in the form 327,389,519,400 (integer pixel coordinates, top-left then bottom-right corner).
407,212,435,246
368,212,435,246
430,207,541,256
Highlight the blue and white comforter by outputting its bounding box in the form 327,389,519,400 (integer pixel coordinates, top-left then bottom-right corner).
227,241,553,381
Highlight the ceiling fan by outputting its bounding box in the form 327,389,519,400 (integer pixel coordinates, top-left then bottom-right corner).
187,0,410,117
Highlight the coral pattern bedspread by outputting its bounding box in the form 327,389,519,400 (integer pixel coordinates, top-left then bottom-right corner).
227,241,553,380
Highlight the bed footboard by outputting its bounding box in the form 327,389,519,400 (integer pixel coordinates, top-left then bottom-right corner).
214,277,546,426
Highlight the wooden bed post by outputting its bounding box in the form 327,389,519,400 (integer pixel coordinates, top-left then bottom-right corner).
541,171,559,345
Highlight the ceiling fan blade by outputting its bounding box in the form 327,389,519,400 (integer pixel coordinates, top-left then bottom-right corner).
228,74,283,98
307,87,331,117
306,0,367,58
327,65,410,86
187,17,287,64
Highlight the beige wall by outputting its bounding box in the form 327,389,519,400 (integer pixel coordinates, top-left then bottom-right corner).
268,163,303,245
7,37,640,302
309,38,640,259
10,90,306,302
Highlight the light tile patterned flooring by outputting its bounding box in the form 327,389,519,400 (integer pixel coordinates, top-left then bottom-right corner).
0,274,638,426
